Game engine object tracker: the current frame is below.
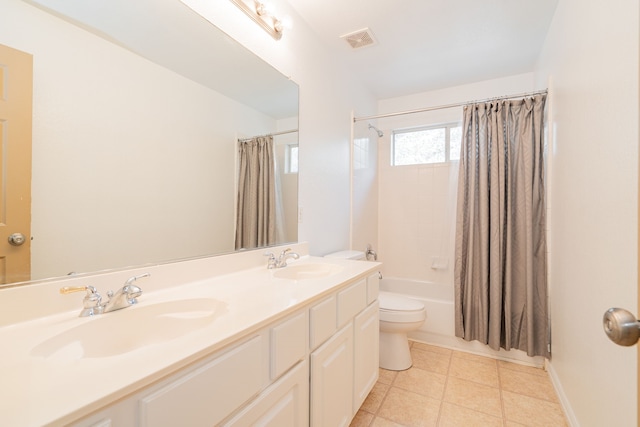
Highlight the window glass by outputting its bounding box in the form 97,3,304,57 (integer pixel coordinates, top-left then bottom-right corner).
392,123,461,166
450,126,462,161
286,144,298,173
393,128,445,165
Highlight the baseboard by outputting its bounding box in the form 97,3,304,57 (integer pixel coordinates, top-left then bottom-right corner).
408,331,545,368
545,361,579,426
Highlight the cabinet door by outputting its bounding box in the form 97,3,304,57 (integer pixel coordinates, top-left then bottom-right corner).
310,323,354,427
139,336,264,427
353,301,379,413
224,360,309,427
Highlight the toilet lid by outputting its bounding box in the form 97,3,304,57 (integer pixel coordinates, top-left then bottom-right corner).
378,291,424,312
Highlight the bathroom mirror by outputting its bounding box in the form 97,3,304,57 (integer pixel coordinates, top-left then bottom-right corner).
2,0,298,286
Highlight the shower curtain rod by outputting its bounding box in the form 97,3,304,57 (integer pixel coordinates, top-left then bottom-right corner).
353,89,548,122
237,128,298,142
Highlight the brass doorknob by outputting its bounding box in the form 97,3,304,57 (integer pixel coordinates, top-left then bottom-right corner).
7,233,26,246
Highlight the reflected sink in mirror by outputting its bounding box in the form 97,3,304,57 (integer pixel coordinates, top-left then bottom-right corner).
273,264,343,281
31,298,227,360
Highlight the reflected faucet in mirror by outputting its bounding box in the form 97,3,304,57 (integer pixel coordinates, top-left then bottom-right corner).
60,273,150,317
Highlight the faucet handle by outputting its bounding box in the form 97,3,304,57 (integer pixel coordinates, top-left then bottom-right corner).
60,285,102,309
280,248,292,257
124,272,150,287
121,273,148,303
60,285,99,297
264,252,276,269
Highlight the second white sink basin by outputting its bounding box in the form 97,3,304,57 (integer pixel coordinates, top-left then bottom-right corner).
31,298,226,360
273,263,343,281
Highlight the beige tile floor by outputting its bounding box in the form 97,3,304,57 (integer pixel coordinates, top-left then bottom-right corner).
350,341,568,427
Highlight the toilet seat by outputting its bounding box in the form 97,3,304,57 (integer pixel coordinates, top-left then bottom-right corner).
378,291,426,323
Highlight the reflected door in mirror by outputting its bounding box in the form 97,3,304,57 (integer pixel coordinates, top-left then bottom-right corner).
0,44,32,284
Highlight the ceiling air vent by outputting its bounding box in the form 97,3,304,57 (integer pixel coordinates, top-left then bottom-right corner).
340,28,377,49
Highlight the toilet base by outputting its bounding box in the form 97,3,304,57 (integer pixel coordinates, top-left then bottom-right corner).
379,330,412,371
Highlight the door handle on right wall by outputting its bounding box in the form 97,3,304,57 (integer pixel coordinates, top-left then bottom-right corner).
603,308,640,346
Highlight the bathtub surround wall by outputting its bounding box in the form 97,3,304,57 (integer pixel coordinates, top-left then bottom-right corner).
351,119,380,254
534,1,639,425
376,73,535,287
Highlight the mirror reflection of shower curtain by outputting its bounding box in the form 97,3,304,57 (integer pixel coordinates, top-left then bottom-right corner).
235,135,276,250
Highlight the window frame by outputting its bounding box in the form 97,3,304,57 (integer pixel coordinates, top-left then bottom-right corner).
285,143,299,174
391,122,461,166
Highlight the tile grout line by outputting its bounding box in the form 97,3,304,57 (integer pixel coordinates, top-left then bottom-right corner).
497,361,508,427
368,368,397,425
435,347,453,426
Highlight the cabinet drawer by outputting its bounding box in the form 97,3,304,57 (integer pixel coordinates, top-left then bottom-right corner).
271,310,307,379
337,279,366,327
139,336,263,427
366,273,379,305
223,360,309,427
309,295,337,350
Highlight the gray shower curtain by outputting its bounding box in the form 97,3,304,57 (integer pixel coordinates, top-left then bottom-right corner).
235,135,276,250
454,95,549,358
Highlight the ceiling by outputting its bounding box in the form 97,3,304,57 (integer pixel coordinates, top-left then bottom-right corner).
287,0,559,100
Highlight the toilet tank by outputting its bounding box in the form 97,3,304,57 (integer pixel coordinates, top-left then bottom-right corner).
324,250,366,260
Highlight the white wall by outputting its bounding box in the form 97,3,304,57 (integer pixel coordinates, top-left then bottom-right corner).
375,73,536,283
351,120,379,255
535,1,639,425
182,0,377,257
0,0,284,280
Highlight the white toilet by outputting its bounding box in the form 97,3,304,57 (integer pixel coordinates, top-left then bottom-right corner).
325,250,427,371
378,291,426,370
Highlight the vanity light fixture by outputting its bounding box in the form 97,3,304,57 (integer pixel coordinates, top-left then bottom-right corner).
230,0,284,40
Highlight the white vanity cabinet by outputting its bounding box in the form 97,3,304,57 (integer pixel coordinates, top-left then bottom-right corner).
71,271,379,427
310,273,380,426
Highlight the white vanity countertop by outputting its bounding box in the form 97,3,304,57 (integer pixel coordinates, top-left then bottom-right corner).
0,255,380,427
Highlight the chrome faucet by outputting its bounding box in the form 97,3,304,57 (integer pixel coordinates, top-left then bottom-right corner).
265,248,300,269
278,248,300,267
60,273,150,317
104,273,149,313
365,244,378,261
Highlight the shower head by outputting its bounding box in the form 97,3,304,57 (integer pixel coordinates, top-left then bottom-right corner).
368,124,384,137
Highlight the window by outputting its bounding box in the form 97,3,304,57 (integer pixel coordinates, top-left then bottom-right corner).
285,144,299,174
392,123,462,166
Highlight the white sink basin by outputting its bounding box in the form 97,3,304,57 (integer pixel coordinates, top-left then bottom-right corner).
31,298,226,359
273,263,343,281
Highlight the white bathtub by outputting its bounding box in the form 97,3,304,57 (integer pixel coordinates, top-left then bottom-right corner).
379,277,544,367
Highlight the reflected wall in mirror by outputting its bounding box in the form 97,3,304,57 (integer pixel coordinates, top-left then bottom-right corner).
0,0,298,286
